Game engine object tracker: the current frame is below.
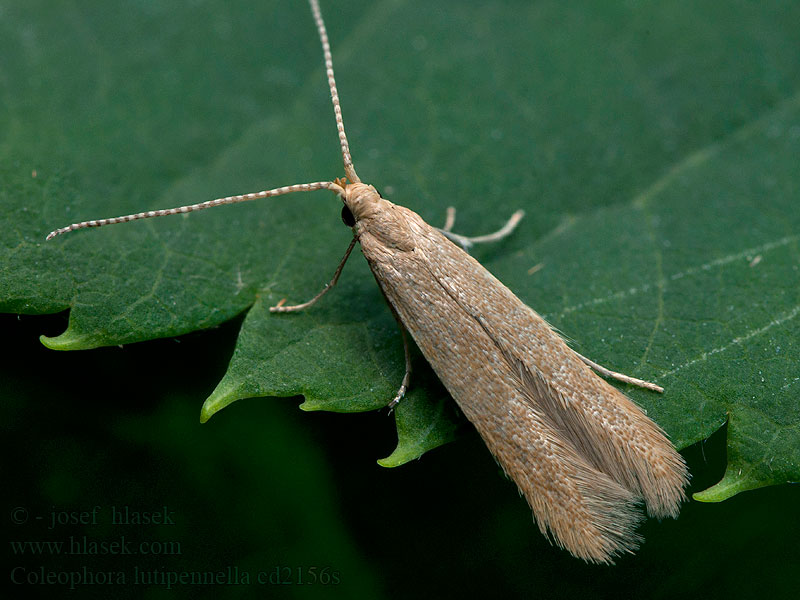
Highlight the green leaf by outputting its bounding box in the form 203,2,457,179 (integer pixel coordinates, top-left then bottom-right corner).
2,0,799,496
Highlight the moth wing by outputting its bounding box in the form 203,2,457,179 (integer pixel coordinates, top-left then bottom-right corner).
413,218,688,519
358,210,644,563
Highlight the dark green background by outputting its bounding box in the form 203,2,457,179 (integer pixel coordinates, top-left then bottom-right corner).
3,0,799,597
4,311,798,599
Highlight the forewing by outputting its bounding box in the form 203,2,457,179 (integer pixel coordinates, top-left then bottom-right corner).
358,209,650,563
408,211,688,520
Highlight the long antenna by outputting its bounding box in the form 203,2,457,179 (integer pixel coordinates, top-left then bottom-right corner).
309,0,360,183
46,0,355,241
45,182,341,240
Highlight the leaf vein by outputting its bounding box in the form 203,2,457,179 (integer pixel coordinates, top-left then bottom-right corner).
658,303,800,379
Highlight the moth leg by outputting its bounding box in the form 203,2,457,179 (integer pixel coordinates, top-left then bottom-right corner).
387,325,412,410
438,208,525,250
441,207,457,232
270,237,357,313
574,351,665,393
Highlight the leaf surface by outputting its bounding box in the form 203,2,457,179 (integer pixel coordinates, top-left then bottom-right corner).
2,0,798,496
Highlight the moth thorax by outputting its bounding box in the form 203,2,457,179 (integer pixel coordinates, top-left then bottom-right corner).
343,183,386,222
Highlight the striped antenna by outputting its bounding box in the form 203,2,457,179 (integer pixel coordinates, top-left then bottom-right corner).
46,0,357,240
46,181,343,240
309,0,360,183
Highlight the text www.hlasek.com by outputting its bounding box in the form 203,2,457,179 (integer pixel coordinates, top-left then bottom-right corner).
10,536,181,556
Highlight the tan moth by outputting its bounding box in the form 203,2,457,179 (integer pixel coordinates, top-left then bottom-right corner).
47,0,689,563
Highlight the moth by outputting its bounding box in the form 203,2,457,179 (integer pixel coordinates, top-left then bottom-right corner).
47,0,688,563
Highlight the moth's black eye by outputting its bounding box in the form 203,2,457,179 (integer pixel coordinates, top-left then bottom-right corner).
341,205,356,227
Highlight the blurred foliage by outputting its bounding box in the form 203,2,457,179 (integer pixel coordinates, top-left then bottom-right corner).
4,311,798,599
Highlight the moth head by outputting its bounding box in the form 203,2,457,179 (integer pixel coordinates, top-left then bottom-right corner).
338,181,386,228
